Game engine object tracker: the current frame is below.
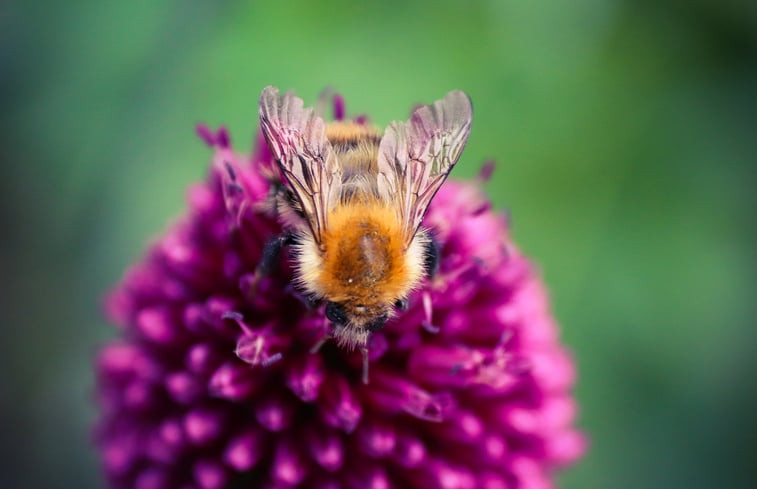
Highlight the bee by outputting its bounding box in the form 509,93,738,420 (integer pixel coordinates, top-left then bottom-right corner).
258,86,472,382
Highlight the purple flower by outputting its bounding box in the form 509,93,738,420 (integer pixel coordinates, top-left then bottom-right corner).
96,96,585,489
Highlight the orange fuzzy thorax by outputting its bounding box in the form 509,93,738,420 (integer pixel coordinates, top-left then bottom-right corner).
325,122,380,142
317,201,421,307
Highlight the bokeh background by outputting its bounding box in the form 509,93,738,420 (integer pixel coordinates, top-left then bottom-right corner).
1,0,755,488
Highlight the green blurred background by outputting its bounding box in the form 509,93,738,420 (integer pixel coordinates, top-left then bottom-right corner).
1,0,755,488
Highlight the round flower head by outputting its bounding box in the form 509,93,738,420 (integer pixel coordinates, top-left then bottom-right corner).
96,94,585,489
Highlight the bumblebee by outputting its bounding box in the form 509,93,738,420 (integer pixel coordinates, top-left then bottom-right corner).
258,86,472,381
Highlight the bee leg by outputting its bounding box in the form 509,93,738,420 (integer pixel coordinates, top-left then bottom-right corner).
310,315,333,354
424,236,440,279
258,233,297,275
285,285,321,310
360,346,371,385
304,294,322,309
246,233,297,295
420,237,440,332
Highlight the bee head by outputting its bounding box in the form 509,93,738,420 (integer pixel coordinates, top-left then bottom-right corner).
326,301,392,348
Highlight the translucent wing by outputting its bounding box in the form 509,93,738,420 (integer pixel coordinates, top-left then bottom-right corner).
377,90,473,247
259,86,342,246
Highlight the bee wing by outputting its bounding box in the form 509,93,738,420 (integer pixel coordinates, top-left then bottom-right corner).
377,90,472,246
259,86,342,246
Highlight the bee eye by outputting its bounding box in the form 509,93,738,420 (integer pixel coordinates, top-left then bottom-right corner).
325,302,347,325
394,298,409,311
367,314,388,332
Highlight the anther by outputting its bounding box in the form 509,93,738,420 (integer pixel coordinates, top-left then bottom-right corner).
196,124,216,146
262,352,283,367
472,201,492,216
226,183,244,195
420,292,438,334
215,126,230,148
333,94,345,121
422,322,440,334
222,311,252,336
224,161,237,181
477,159,495,182
235,334,282,368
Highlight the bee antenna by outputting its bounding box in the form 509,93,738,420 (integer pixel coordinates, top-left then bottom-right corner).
360,345,370,385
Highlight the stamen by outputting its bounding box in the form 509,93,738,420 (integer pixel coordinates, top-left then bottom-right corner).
223,160,237,181
333,94,345,121
471,201,492,216
215,126,230,148
197,125,231,148
262,352,283,367
477,159,495,182
196,124,216,146
225,182,243,197
221,311,252,336
310,334,330,354
422,322,440,334
224,313,284,368
421,292,439,333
